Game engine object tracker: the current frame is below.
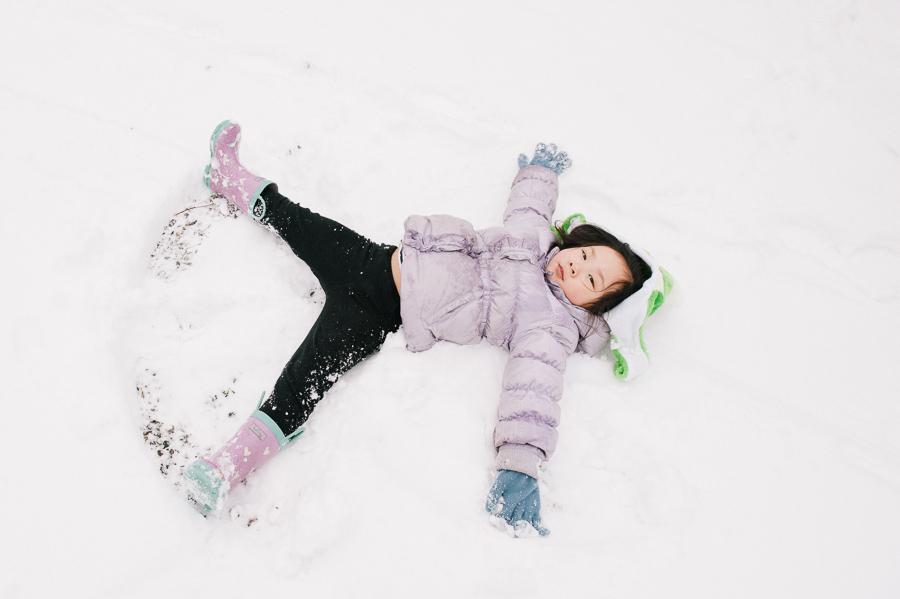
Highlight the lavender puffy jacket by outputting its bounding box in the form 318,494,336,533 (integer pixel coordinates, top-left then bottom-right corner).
399,165,610,478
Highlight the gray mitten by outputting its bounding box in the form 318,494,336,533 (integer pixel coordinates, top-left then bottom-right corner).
517,143,572,175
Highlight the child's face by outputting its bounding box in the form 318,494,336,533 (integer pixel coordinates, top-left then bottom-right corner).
546,245,631,309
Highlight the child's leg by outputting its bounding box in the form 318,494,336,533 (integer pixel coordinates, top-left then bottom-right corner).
258,279,401,435
183,272,399,514
259,185,391,294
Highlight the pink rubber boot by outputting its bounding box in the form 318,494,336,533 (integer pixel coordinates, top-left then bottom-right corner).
182,412,289,514
203,120,273,221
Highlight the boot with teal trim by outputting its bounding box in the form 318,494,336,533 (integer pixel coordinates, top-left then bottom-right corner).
203,120,273,221
182,405,303,515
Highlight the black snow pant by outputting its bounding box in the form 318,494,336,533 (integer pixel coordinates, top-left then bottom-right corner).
255,185,402,438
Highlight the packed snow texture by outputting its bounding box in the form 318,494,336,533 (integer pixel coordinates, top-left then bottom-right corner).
2,1,899,598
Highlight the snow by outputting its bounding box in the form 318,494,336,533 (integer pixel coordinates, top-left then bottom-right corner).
2,1,899,597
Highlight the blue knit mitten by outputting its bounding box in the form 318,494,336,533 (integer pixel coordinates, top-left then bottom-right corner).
485,469,550,536
517,143,572,175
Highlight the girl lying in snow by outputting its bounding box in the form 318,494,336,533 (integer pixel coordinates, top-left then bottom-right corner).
183,121,663,536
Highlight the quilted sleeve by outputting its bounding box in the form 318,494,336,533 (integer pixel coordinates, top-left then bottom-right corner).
492,322,572,478
502,165,559,249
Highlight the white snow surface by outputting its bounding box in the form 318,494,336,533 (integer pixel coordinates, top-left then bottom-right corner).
2,1,900,597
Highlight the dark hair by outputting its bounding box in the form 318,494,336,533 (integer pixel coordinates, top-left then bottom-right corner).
552,222,652,315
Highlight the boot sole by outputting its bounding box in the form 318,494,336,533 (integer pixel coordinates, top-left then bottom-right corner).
182,460,226,514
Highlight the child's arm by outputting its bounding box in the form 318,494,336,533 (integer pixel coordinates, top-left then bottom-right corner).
503,143,571,250
503,165,558,240
494,323,571,478
486,320,572,536
493,143,574,477
484,144,574,536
